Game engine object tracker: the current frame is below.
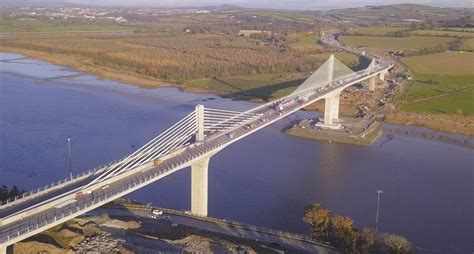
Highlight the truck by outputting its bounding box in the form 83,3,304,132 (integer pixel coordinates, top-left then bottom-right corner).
153,159,163,168
75,190,92,200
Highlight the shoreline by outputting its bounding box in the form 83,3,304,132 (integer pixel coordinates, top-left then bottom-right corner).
1,48,472,138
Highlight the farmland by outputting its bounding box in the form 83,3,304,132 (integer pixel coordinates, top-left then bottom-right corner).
0,17,131,33
409,30,474,38
401,52,473,115
459,38,474,51
294,34,321,45
346,26,410,36
341,35,455,51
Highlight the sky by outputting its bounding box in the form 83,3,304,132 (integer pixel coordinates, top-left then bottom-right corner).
67,0,472,9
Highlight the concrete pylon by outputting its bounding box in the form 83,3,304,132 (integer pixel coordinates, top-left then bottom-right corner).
316,91,341,129
328,54,334,83
0,245,5,254
191,156,210,216
379,69,387,80
332,92,340,122
368,76,376,91
195,104,205,142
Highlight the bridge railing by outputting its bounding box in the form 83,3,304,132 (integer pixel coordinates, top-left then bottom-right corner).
0,157,126,207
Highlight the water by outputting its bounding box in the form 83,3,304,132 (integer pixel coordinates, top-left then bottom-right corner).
0,53,472,253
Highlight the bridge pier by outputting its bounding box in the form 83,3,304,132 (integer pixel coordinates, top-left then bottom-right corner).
368,76,376,91
316,92,341,129
0,245,5,254
379,69,388,80
191,156,210,216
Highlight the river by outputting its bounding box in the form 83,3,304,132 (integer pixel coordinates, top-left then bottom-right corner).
0,53,472,253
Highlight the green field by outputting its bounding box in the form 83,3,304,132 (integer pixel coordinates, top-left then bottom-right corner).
341,35,455,50
401,52,474,115
0,17,131,33
409,30,474,38
346,27,410,36
294,34,320,45
402,52,473,75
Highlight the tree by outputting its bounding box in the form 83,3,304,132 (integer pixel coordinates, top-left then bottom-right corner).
329,215,357,253
378,233,412,254
356,228,376,254
304,203,330,240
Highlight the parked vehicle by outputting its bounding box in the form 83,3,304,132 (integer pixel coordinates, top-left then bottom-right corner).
152,209,163,216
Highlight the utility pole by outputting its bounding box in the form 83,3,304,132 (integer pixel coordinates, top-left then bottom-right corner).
67,138,72,180
375,189,383,233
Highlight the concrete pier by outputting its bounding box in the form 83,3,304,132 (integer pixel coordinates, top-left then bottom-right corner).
316,92,342,129
368,76,376,91
191,157,210,216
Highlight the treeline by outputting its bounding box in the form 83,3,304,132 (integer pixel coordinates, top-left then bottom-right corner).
0,185,24,202
304,203,412,254
2,33,343,81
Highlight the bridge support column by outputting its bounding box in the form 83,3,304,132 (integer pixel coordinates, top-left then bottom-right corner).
379,69,388,81
316,92,341,129
191,156,210,216
368,76,376,91
332,92,340,123
0,245,7,254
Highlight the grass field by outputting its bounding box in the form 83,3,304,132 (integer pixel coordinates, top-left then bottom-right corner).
0,17,131,33
402,52,473,75
346,27,410,36
341,35,455,50
459,38,474,51
401,52,473,115
409,30,474,38
294,34,320,45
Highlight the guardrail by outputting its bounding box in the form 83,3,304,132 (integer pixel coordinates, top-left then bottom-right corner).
0,157,125,207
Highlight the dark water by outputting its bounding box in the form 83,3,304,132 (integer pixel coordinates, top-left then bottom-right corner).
0,53,472,253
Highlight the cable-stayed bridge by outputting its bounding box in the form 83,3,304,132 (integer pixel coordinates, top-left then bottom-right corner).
0,52,393,252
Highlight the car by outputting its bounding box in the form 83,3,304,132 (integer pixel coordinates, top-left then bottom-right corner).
152,209,163,216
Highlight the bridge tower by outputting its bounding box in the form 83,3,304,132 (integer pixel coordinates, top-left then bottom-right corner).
191,104,210,216
366,58,387,91
367,58,377,91
316,55,342,129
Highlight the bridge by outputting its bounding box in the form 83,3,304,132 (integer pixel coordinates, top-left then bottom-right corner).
0,43,393,253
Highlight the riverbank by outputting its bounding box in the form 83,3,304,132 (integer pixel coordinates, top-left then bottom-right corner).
385,112,474,136
2,49,471,139
12,201,336,254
